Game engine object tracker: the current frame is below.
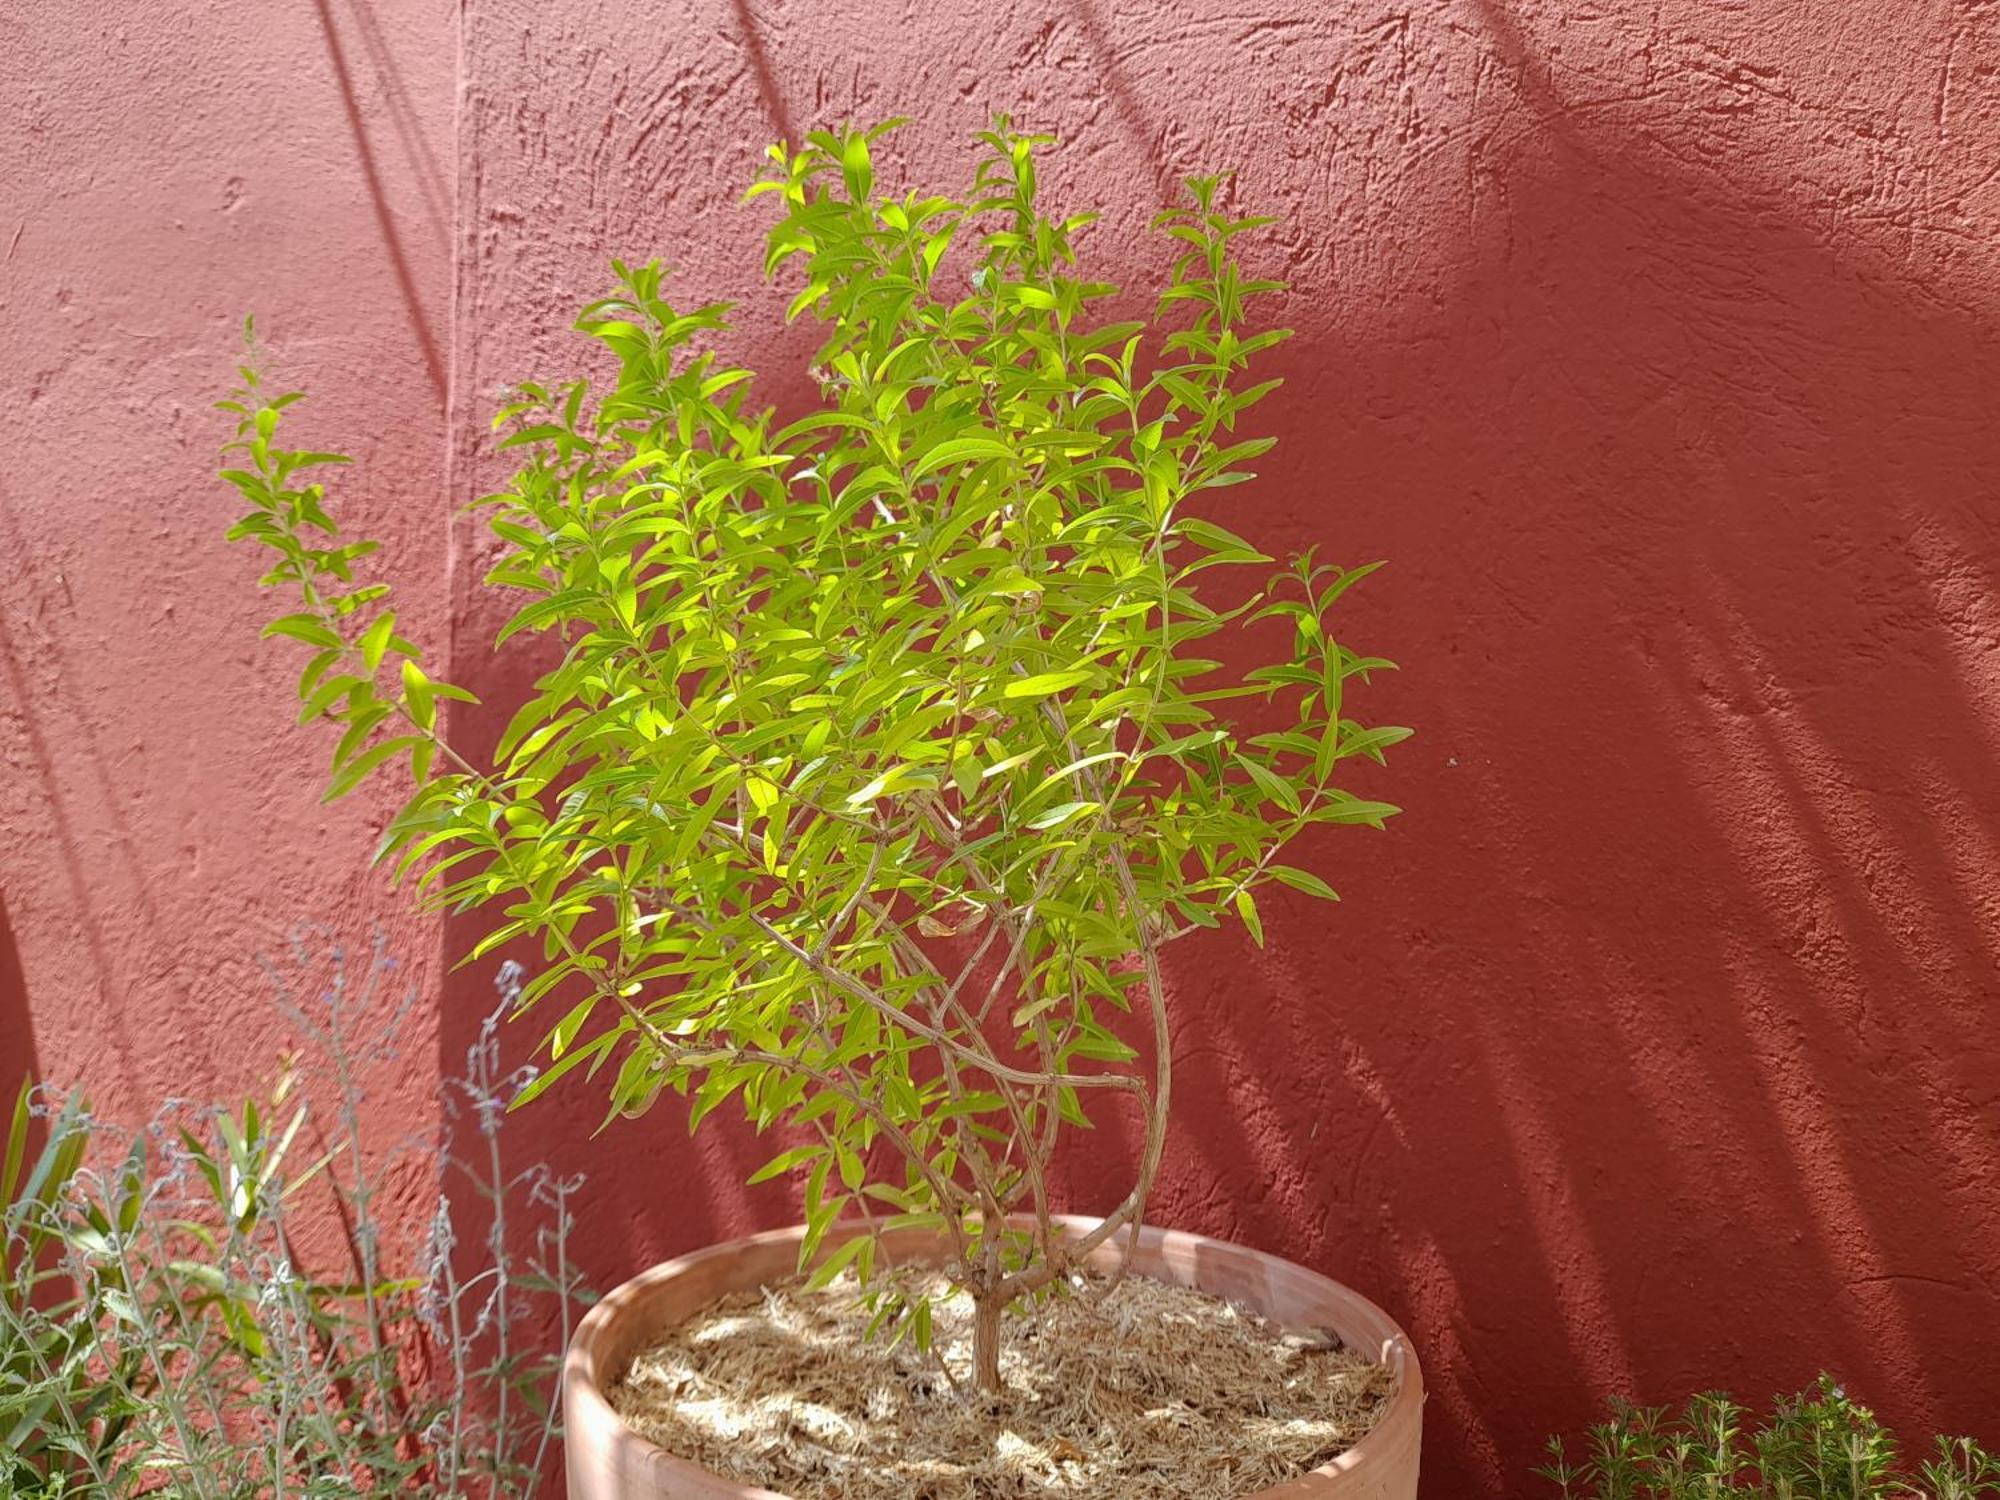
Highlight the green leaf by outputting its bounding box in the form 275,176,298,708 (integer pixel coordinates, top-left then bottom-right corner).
1068,1026,1138,1064
262,614,343,649
747,1144,823,1186
400,658,436,732
511,1029,619,1109
804,1231,870,1291
1268,864,1340,902
322,736,418,801
1177,517,1270,561
1317,798,1401,828
911,436,1013,480
950,752,981,800
1003,669,1092,700
841,131,873,200
1234,889,1265,947
1334,724,1414,764
1239,755,1302,815
358,612,396,672
1025,800,1097,831
549,994,596,1056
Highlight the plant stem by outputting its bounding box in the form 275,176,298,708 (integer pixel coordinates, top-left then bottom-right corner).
970,1285,1004,1394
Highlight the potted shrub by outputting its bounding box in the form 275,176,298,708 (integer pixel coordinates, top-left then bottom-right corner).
218,118,1420,1498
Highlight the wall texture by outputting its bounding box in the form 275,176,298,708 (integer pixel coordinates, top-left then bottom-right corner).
0,0,457,1237
6,2,2000,1495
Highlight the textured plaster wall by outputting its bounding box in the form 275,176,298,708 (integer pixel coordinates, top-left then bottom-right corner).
449,3,2000,1492
4,2,2000,1495
0,0,456,1240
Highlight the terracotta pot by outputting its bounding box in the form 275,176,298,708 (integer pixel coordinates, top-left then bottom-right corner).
564,1214,1423,1499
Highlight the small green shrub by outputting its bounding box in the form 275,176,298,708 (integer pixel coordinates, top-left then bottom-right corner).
0,934,587,1498
217,117,1406,1391
1542,1376,2000,1500
3,1082,144,1493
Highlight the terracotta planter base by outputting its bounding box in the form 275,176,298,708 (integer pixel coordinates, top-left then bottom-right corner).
565,1216,1423,1499
610,1261,1391,1497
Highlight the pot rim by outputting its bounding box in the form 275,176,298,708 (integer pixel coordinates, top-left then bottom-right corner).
564,1213,1423,1499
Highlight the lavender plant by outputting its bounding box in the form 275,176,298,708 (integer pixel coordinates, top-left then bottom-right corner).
0,934,588,1499
218,118,1407,1390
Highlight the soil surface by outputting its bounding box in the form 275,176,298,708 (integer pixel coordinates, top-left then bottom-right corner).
609,1268,1393,1500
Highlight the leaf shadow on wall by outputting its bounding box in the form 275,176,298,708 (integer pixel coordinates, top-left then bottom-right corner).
1042,28,2000,1499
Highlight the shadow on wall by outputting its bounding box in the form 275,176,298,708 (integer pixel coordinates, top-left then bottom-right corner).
310,0,450,401
1069,30,2000,1497
0,894,36,1094
428,17,2000,1500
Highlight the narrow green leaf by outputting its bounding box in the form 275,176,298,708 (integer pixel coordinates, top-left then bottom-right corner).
1234,889,1265,947
1003,669,1092,700
748,1144,823,1186
911,436,1013,480
400,658,436,732
262,614,343,650
1025,799,1098,831
1268,864,1340,902
358,612,396,672
549,995,596,1057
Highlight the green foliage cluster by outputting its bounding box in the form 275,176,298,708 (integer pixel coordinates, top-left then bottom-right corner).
1543,1377,2000,1500
0,939,584,1499
3,1083,137,1491
218,119,1406,1386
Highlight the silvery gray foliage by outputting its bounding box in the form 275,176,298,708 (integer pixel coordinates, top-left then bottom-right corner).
0,931,590,1498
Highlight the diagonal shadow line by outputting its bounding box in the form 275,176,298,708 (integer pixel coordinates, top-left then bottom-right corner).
1068,0,1178,200
730,0,800,147
311,0,448,402
339,0,454,257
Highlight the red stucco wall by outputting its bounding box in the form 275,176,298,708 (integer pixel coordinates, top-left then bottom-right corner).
0,1,456,1225
7,4,2000,1495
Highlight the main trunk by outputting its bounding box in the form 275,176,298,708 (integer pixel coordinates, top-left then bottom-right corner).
970,1288,1003,1393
